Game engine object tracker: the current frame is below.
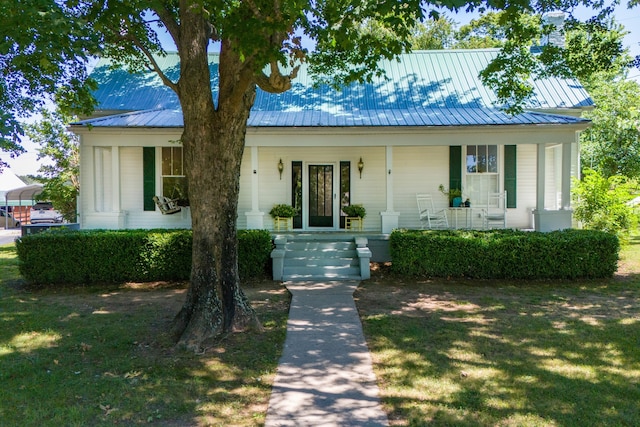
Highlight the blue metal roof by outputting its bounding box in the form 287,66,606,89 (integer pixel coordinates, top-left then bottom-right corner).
75,106,588,128
80,50,592,128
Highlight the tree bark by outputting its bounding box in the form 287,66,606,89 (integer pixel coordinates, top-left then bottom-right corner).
169,6,262,351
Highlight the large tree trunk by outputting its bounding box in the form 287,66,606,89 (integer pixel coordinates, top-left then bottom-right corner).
169,10,262,351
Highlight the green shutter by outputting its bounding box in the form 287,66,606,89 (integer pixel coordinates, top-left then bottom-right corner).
449,146,462,192
504,145,517,208
143,147,156,211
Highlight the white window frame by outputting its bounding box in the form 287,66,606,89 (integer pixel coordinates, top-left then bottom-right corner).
161,146,187,202
463,145,503,207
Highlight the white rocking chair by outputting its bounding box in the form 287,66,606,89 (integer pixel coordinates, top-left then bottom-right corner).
416,194,449,229
482,191,507,229
153,196,182,215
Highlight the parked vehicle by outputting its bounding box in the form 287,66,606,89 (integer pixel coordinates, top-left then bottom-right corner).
1,210,21,228
30,202,63,224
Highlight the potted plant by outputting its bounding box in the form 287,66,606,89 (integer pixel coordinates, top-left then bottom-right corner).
342,204,366,231
269,204,297,218
342,204,366,218
269,204,297,231
438,184,463,207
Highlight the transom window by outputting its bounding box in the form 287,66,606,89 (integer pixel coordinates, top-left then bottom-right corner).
162,147,189,205
465,145,499,206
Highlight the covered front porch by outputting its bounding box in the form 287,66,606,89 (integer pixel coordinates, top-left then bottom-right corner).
241,127,582,234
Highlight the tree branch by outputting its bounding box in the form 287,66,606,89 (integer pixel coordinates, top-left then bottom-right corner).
244,0,263,19
254,61,300,93
153,5,181,49
127,35,179,92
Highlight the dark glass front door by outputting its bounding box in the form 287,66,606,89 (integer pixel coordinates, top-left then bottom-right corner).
308,164,333,227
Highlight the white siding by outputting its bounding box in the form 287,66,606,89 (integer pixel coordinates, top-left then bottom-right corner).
545,145,561,209
237,150,252,229
120,147,143,212
515,144,537,229
94,147,112,212
393,146,450,229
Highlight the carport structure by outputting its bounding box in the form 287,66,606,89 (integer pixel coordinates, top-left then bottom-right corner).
3,184,43,228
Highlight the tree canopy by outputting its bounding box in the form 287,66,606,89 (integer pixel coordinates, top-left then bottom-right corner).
0,0,97,169
581,79,640,178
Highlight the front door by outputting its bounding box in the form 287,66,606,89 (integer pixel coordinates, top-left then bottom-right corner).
308,164,334,227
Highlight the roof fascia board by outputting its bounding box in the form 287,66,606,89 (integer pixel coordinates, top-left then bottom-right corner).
244,122,591,135
69,126,183,136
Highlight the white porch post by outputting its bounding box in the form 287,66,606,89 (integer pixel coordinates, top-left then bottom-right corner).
94,147,104,212
111,146,127,227
245,146,264,229
111,146,121,212
536,143,546,212
561,142,572,210
380,145,399,233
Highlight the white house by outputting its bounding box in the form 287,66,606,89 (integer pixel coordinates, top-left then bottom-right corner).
71,49,592,234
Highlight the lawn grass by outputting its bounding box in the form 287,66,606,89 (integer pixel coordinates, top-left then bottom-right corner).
357,232,640,426
0,243,289,426
3,231,639,426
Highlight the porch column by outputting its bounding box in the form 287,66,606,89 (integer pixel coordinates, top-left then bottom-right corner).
380,145,399,233
111,146,121,213
112,146,128,227
561,142,572,210
536,143,546,212
245,146,264,229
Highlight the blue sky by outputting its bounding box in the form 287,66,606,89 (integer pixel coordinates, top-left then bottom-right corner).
6,4,640,176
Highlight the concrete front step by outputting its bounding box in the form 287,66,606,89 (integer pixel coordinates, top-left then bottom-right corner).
285,241,356,251
272,235,371,282
283,265,361,278
283,273,364,281
285,249,359,258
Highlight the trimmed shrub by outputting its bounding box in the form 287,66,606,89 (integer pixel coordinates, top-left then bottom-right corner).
390,229,619,279
237,229,274,279
16,228,273,285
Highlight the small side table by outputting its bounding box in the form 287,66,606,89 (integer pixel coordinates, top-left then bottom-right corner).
447,207,471,229
274,216,293,231
345,216,363,231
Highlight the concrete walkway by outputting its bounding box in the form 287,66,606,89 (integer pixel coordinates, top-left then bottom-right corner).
265,281,388,427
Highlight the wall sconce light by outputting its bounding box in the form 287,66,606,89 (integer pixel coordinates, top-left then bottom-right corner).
358,157,364,178
277,158,284,180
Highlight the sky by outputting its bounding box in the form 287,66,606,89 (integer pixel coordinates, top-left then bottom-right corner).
5,2,640,178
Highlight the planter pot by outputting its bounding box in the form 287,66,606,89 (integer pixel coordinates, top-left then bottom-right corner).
274,216,293,231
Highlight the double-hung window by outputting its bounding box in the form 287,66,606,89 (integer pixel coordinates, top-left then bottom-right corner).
162,147,189,205
465,145,499,206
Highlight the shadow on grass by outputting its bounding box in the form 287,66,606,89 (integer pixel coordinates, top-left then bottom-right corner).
0,279,289,426
357,273,640,426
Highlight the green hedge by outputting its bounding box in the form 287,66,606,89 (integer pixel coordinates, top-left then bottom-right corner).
390,229,619,279
16,229,273,285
